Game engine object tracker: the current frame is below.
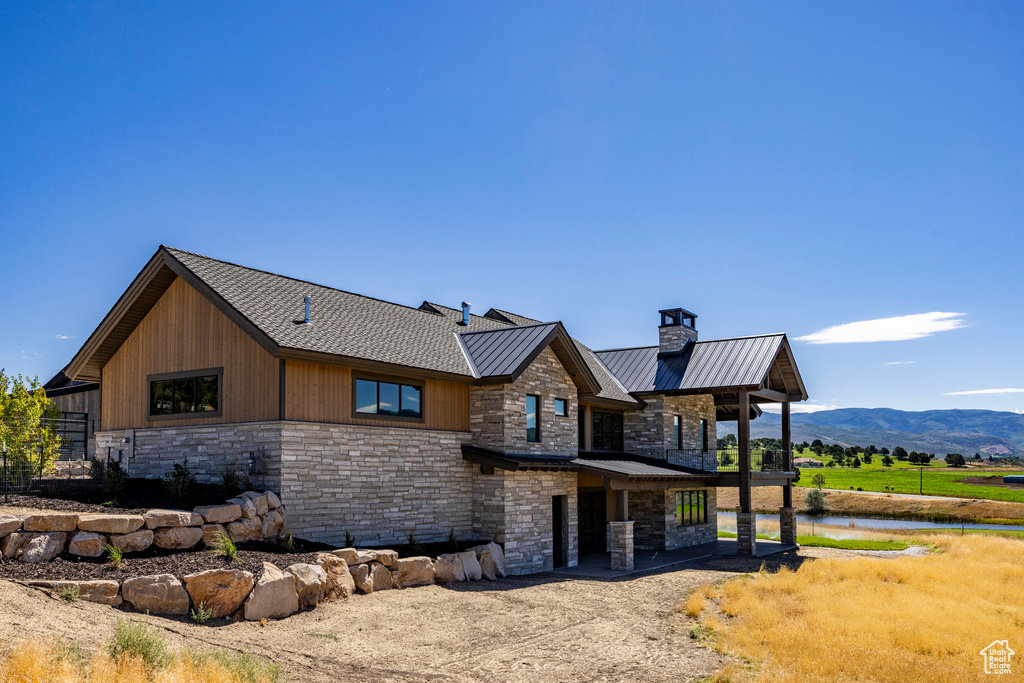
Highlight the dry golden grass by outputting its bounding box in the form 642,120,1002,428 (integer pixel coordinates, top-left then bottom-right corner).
684,591,707,619
0,639,279,683
709,533,1024,682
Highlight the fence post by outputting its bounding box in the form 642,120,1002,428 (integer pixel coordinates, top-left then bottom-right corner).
3,440,7,504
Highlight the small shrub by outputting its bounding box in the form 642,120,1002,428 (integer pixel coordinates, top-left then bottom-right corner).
446,528,460,553
163,461,197,502
92,459,128,499
408,532,425,555
684,592,706,619
804,488,827,516
209,532,238,562
107,619,170,670
308,632,338,642
191,601,212,625
57,585,80,602
190,648,283,683
278,532,295,553
344,531,355,548
219,467,243,498
103,542,123,570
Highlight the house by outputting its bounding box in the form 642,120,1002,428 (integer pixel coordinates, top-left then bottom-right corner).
48,246,809,575
793,456,823,468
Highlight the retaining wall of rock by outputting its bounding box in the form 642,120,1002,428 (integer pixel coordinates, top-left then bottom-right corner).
0,490,287,564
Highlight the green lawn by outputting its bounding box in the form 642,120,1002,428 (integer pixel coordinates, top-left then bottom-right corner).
793,466,1024,503
793,447,952,470
717,530,909,550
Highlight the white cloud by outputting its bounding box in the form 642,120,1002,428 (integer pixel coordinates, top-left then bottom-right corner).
884,361,916,365
761,401,840,414
55,334,73,340
795,312,966,344
943,388,1024,396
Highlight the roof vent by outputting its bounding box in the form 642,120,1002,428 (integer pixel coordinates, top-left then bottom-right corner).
459,302,471,326
303,295,312,325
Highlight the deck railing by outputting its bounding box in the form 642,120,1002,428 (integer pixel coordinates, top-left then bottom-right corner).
666,448,791,473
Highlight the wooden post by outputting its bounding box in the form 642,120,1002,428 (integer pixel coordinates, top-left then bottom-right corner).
782,400,792,508
738,390,751,513
614,489,629,521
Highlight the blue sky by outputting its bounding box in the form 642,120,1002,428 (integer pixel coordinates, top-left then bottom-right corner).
2,2,1022,413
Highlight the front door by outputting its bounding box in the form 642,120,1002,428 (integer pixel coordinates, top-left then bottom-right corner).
552,495,567,568
578,489,607,555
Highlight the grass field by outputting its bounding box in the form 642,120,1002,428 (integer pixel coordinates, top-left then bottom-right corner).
793,464,1024,502
688,533,1024,682
717,530,909,550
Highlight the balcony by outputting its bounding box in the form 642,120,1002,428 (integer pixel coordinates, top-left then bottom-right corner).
666,448,792,473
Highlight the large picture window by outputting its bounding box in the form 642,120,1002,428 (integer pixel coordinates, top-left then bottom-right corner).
526,394,540,442
676,490,707,526
355,378,422,418
148,369,220,417
592,411,623,451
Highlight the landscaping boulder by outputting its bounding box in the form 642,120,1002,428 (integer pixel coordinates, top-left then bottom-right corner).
469,542,507,580
77,514,145,535
153,526,203,550
334,548,375,565
202,524,228,546
434,553,466,583
194,504,242,525
265,491,282,509
316,553,355,600
373,549,399,567
30,580,122,606
244,562,298,621
351,563,372,594
122,574,190,615
285,563,327,608
110,529,154,553
22,532,68,563
183,568,255,618
22,513,78,532
390,556,435,588
144,509,203,529
370,561,393,591
241,491,269,516
261,509,284,539
68,531,106,558
0,515,22,538
1,532,30,559
227,497,258,520
458,550,482,581
227,516,261,543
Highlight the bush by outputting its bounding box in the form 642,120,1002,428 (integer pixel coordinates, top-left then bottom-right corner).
103,542,123,569
57,585,80,602
91,459,128,500
219,467,244,498
804,488,827,516
163,461,197,502
188,649,282,683
208,532,238,561
107,619,170,670
191,601,212,625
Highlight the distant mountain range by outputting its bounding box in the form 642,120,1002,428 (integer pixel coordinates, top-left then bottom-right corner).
747,408,1024,456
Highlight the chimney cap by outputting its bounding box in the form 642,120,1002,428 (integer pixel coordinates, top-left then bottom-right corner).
659,307,697,328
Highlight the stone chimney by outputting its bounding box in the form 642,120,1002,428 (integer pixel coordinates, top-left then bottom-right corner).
659,308,697,354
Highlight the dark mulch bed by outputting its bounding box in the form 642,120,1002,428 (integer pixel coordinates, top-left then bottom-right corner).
9,478,256,514
1,494,148,515
0,539,328,582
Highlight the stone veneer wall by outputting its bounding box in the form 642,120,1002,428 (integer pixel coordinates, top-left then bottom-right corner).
278,422,475,547
95,423,283,491
658,324,698,353
623,394,716,460
630,487,717,551
497,470,578,574
469,347,578,457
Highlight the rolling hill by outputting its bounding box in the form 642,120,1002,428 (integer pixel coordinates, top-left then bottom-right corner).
745,408,1024,456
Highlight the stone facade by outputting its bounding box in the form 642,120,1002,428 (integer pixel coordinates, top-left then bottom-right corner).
469,347,578,457
779,505,796,545
629,487,717,550
95,422,283,490
623,394,716,460
658,323,698,353
472,469,578,574
608,521,634,571
736,511,756,555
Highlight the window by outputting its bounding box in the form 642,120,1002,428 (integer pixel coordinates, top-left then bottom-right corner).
578,409,586,450
673,415,682,449
676,490,707,526
355,378,422,418
554,398,568,417
526,394,540,442
700,418,709,451
149,370,220,417
592,411,623,451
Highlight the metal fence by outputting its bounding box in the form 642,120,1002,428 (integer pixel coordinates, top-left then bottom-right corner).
666,447,791,473
1,417,99,501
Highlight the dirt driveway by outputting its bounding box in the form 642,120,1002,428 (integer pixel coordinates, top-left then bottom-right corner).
0,550,832,683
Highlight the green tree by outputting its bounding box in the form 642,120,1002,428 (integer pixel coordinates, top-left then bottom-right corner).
880,447,890,456
893,446,908,461
882,454,894,467
0,371,62,489
862,452,872,465
851,456,861,468
811,472,827,490
945,453,966,467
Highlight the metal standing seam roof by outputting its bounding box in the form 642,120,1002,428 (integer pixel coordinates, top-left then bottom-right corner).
457,323,560,377
594,334,786,393
573,458,708,479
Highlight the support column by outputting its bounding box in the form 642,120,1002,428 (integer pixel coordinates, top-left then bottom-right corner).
779,505,797,546
608,521,634,572
736,509,757,555
737,390,755,555
782,400,793,508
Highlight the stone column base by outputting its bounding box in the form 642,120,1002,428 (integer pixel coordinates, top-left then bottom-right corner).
736,509,756,556
779,506,797,545
608,521,634,572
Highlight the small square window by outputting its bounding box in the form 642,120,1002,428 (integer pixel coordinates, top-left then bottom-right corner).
554,398,568,417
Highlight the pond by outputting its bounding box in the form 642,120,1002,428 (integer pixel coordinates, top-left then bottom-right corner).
717,511,1024,532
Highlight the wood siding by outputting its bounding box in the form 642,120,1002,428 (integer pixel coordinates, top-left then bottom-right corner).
284,360,470,432
101,277,279,430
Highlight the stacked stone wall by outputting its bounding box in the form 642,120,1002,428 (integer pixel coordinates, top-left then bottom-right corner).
623,394,716,460
490,470,578,574
630,487,717,551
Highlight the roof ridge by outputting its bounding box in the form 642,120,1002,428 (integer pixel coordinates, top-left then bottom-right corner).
490,307,541,322
458,321,558,335
697,333,786,343
421,301,506,323
162,246,468,320
593,345,658,354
